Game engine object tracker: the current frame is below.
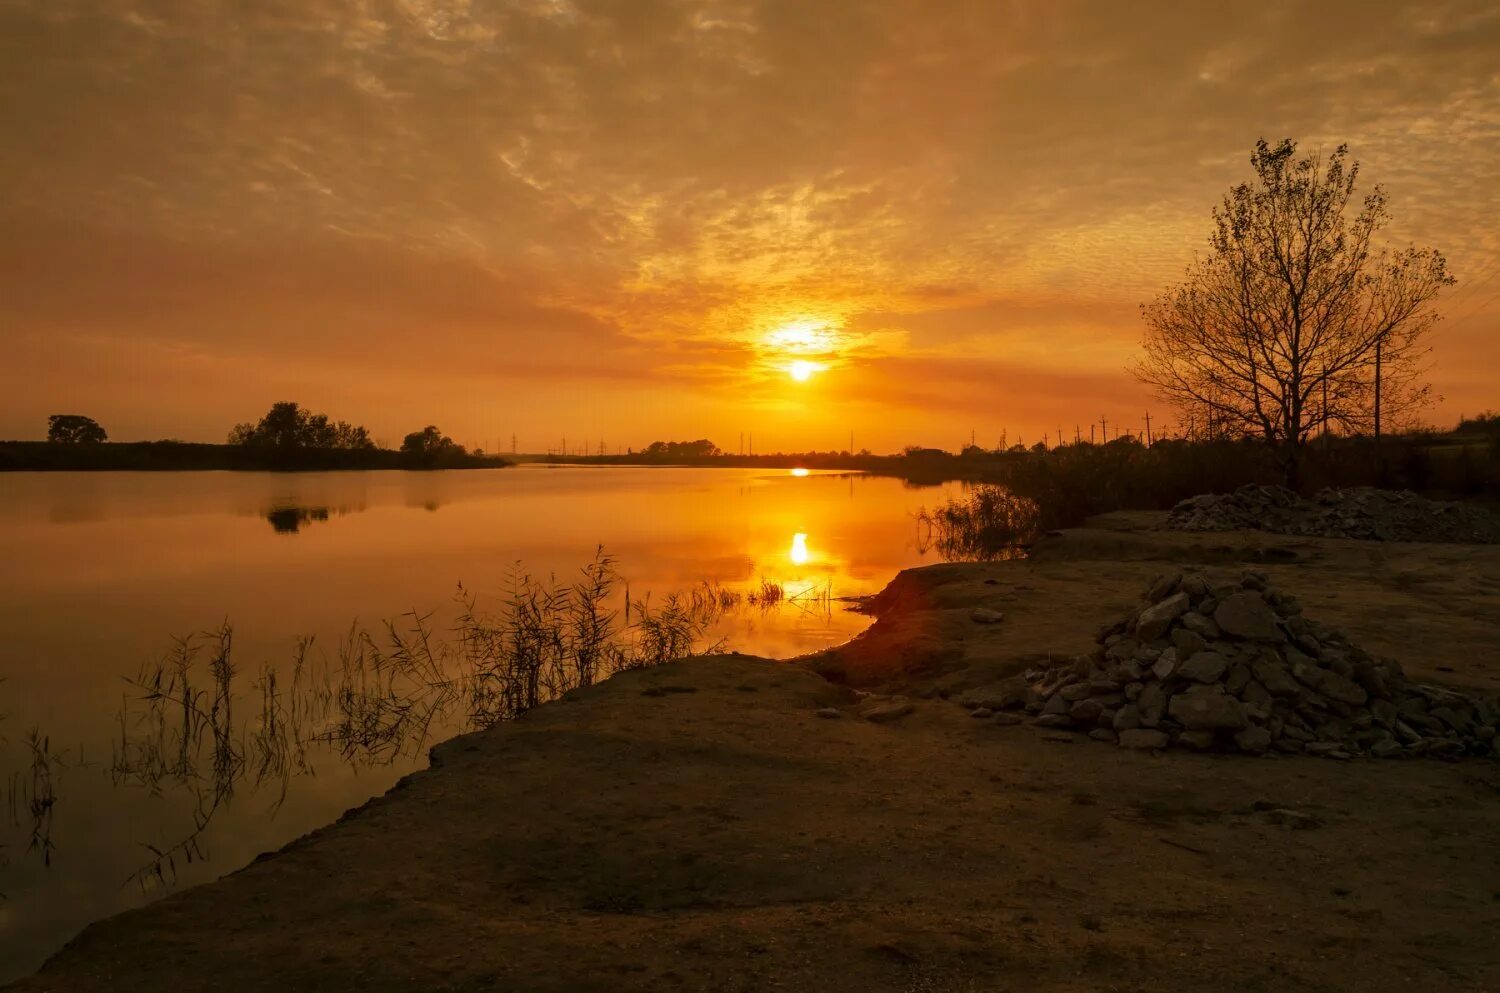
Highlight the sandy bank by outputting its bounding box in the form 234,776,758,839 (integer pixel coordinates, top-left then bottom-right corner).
11,519,1500,992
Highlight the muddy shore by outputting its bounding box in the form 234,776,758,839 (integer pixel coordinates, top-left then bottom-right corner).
10,515,1500,992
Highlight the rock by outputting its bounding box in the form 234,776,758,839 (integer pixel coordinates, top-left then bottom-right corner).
1234,726,1272,754
1136,592,1191,641
1179,612,1222,640
1171,628,1208,656
956,677,1031,711
1224,663,1252,696
1152,648,1179,681
1145,572,1183,602
1370,739,1403,758
1239,679,1274,715
1112,704,1142,732
993,712,1025,726
816,707,842,719
861,701,914,723
1059,683,1093,702
1213,592,1284,642
1137,683,1167,727
1118,729,1170,750
1178,651,1230,684
1318,671,1369,707
971,607,1005,624
1251,658,1302,697
1176,730,1217,750
1035,714,1073,728
1042,693,1070,716
1089,728,1118,743
1168,686,1248,730
970,707,994,719
1069,699,1105,724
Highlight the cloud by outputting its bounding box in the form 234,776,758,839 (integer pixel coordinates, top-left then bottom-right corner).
1,0,1497,446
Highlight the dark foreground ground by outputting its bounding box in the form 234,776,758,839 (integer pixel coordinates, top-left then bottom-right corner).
11,518,1500,992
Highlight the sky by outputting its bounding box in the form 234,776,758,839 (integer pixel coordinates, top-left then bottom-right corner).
1,0,1498,453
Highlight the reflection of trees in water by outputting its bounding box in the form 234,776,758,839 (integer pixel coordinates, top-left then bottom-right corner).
261,503,368,534
1,549,825,897
915,485,1040,562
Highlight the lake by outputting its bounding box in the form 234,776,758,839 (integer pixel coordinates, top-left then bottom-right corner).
0,465,965,980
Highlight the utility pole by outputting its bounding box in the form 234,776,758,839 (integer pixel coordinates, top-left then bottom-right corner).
1075,425,1081,444
1100,415,1107,442
1143,411,1153,446
1057,426,1063,449
511,432,517,454
1090,424,1095,444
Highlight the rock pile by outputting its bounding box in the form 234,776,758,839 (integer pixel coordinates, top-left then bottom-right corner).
1166,484,1500,544
958,570,1500,759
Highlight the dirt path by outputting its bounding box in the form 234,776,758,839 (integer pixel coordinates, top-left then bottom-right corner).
11,522,1500,992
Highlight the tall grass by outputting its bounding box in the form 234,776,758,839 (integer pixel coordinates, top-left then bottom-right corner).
916,485,1041,561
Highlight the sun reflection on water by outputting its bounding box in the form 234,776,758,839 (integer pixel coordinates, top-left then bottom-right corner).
789,531,810,566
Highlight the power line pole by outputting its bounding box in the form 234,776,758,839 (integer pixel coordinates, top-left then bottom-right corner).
1143,410,1152,446
1100,415,1107,442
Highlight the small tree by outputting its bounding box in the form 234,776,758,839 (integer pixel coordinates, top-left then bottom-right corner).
401,425,465,464
47,414,107,444
1133,139,1454,484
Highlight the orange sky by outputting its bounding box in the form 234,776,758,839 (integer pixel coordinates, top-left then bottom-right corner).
2,1,1497,452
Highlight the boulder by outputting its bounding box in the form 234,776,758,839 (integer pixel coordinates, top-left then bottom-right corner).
1213,592,1284,642
1136,592,1190,641
1168,686,1247,730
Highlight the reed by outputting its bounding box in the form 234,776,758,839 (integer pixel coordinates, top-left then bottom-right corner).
916,485,1041,561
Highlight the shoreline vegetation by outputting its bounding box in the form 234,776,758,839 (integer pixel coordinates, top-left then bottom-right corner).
2,403,511,472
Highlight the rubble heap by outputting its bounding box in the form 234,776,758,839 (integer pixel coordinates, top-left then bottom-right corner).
1166,485,1500,544
958,570,1500,759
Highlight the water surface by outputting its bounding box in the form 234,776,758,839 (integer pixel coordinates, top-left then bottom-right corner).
0,465,964,980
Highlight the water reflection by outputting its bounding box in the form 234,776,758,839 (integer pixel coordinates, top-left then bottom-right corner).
0,466,978,980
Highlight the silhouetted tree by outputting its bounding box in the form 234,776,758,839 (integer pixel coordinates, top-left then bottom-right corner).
641,439,721,459
228,402,376,450
400,425,465,465
1133,139,1453,485
47,414,107,444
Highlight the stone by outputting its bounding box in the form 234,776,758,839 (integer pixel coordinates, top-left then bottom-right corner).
1152,648,1179,681
1069,699,1105,724
993,712,1025,726
970,707,994,719
1234,726,1273,754
1369,739,1403,758
1168,685,1248,730
1146,572,1183,601
1042,693,1071,716
1176,730,1217,750
957,677,1031,711
1059,683,1093,702
1318,671,1369,707
1240,679,1274,715
861,701,914,722
1118,729,1170,750
1112,703,1142,732
1180,612,1222,640
1124,681,1143,701
971,607,1005,624
1137,683,1167,727
1089,728,1118,743
1251,658,1302,697
1178,651,1230,684
1213,592,1284,642
1135,592,1191,641
1224,663,1252,696
1370,699,1398,726
1035,714,1073,728
816,707,842,719
1171,627,1208,656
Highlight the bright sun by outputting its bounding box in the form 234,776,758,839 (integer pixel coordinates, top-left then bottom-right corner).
787,359,820,382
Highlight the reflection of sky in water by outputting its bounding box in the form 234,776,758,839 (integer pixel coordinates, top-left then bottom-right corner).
0,466,967,981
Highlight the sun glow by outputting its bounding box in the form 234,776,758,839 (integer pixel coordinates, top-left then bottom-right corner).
789,532,811,566
789,467,810,477
787,360,822,382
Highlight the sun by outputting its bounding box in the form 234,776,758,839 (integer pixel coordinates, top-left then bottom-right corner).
787,359,821,382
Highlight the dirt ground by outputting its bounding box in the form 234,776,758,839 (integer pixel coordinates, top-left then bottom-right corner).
11,517,1500,992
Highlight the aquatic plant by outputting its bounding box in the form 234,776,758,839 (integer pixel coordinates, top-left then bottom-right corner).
915,485,1040,561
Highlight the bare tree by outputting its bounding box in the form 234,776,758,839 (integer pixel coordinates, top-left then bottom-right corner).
1133,139,1454,483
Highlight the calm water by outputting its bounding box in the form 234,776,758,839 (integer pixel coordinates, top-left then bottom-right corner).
0,465,961,979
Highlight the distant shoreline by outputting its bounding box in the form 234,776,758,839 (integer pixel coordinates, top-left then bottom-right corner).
0,440,514,472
